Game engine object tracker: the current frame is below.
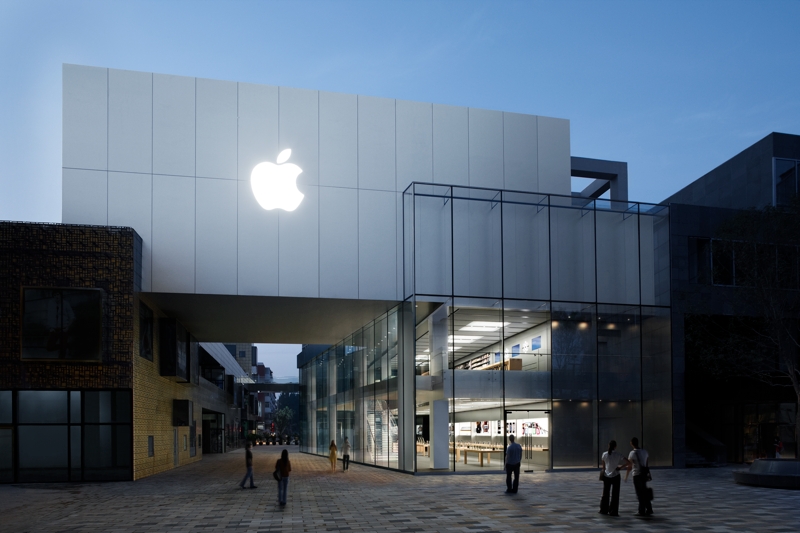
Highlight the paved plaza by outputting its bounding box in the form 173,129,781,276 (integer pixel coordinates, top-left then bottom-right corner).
1,446,799,533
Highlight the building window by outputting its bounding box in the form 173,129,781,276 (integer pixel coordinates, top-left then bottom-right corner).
7,390,133,483
21,288,102,360
775,158,799,207
148,436,154,457
139,302,154,361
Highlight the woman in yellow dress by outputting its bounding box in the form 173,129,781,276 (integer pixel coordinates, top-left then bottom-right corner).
328,440,338,473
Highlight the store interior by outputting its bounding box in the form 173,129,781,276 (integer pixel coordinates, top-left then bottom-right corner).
414,303,552,472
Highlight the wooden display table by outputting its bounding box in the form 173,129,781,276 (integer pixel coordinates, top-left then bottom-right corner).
416,441,430,456
458,448,496,467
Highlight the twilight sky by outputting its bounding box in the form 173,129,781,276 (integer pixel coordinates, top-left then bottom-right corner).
1,0,799,374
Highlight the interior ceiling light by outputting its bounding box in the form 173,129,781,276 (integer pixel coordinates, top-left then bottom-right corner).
448,335,483,343
459,321,509,332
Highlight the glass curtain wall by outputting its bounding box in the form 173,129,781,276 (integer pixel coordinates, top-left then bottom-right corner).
301,184,672,473
405,184,672,471
299,306,413,472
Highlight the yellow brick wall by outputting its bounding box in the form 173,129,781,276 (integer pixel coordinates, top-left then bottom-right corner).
133,295,203,480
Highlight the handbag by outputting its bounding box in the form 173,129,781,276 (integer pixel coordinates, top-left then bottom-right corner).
273,460,282,482
599,468,606,481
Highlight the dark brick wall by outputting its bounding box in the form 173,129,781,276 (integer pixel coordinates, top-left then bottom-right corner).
0,222,141,389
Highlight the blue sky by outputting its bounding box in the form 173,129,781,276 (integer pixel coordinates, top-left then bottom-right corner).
2,0,800,222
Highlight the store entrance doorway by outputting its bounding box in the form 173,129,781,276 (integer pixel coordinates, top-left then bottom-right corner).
505,409,550,472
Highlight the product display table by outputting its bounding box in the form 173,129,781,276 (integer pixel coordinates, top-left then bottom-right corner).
416,441,430,456
458,448,496,467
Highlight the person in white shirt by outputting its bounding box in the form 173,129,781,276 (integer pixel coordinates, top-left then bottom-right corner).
625,437,653,517
342,437,351,471
599,440,630,516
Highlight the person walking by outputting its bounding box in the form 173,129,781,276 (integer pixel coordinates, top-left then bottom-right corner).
275,448,291,506
329,439,338,473
504,434,523,493
626,437,653,517
342,437,351,472
239,442,257,489
599,440,629,516
774,437,784,459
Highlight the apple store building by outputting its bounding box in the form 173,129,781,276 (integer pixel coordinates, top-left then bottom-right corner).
56,64,673,474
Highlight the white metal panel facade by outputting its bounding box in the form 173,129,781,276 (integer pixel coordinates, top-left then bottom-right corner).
62,64,571,300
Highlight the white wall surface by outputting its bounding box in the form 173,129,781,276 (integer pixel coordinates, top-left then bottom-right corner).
62,64,571,300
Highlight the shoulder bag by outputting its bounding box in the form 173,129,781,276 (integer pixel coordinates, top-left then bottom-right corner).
273,460,282,482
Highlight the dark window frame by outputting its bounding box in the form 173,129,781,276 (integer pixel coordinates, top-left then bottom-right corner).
20,287,104,362
139,302,154,361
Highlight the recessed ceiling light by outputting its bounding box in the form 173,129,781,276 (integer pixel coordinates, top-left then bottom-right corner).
460,321,509,332
448,335,483,343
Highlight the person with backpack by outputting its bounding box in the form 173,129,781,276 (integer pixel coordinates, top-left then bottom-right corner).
275,449,291,506
626,437,653,517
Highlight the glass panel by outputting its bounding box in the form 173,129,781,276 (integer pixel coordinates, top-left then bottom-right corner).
414,193,452,296
115,391,131,423
639,205,670,306
642,306,672,466
452,198,502,298
84,391,111,423
551,303,597,467
550,206,596,302
83,424,132,481
398,300,415,472
598,401,641,466
70,391,81,423
597,305,641,402
18,425,69,482
352,329,365,464
18,391,68,424
552,400,595,467
70,425,81,480
0,428,12,483
597,305,641,464
421,302,453,471
387,310,399,470
450,300,504,471
0,391,11,424
503,300,551,471
502,202,550,300
596,208,640,304
403,189,415,299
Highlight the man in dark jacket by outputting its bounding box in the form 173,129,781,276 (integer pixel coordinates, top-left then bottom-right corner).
239,442,257,489
505,435,523,493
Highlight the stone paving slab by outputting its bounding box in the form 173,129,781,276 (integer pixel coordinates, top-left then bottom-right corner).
1,446,799,532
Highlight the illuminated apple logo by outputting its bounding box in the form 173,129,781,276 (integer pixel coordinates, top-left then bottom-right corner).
250,149,304,211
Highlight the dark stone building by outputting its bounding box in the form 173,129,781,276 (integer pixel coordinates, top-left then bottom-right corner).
667,133,800,465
